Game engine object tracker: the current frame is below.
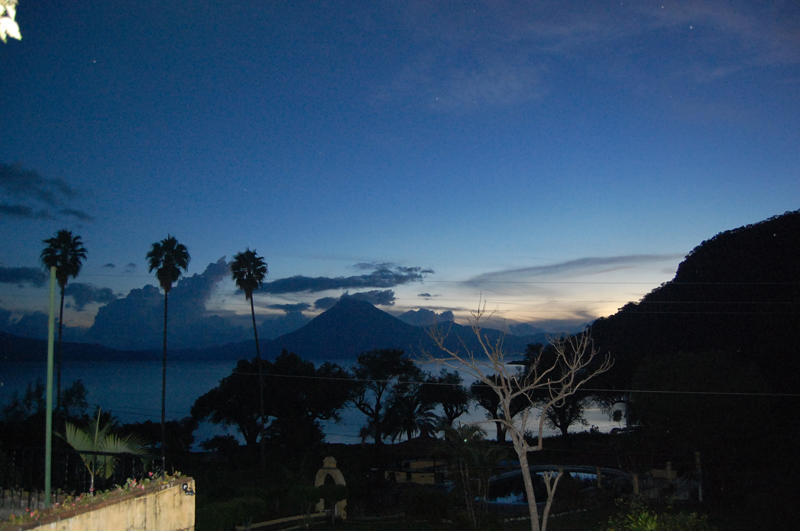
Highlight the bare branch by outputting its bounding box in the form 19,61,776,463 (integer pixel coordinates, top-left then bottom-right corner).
421,298,613,531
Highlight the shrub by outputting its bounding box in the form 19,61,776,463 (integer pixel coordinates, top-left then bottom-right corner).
603,497,716,531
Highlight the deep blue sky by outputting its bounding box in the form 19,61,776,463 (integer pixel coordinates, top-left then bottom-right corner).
1,0,798,347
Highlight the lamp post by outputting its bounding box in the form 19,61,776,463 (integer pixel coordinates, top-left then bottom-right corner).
45,266,56,507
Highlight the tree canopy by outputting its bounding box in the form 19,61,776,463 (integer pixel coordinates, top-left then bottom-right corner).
192,352,351,450
349,348,424,445
146,235,190,294
420,368,471,427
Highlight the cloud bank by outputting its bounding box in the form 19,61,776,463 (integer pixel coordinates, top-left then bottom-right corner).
397,308,455,327
313,289,397,311
86,258,246,350
64,283,118,311
260,263,433,294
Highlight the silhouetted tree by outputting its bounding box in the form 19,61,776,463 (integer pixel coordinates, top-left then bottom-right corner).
119,417,198,458
146,234,189,470
470,375,527,442
523,343,591,437
41,229,87,411
263,351,352,453
60,379,89,420
425,302,612,531
192,353,351,452
385,381,437,441
230,248,268,466
421,368,471,427
199,434,240,454
0,378,89,448
191,359,262,446
349,349,424,446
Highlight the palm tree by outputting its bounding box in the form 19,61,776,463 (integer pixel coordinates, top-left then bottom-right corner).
230,248,268,467
146,235,189,472
60,408,148,494
385,383,438,442
41,229,87,412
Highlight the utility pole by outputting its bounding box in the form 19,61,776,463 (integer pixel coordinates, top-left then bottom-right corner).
45,266,56,508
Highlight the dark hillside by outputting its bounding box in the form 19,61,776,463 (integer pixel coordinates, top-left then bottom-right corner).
590,210,800,393
0,331,161,362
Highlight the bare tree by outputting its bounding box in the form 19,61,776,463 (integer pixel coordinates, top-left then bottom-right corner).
424,302,612,531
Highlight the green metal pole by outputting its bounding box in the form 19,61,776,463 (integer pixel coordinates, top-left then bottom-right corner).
45,266,56,508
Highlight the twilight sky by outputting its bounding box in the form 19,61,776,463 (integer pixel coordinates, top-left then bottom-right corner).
1,0,798,349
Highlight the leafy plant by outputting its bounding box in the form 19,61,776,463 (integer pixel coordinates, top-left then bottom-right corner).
59,408,148,494
603,497,717,531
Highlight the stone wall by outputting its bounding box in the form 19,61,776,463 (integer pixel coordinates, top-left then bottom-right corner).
1,478,195,531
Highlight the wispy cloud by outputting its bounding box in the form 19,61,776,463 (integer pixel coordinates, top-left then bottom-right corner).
417,292,439,299
59,208,94,222
0,163,91,223
373,0,799,111
0,267,48,287
0,163,76,205
268,302,312,313
465,254,684,286
0,203,52,220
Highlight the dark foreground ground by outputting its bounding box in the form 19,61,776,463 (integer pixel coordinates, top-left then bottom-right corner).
180,432,798,531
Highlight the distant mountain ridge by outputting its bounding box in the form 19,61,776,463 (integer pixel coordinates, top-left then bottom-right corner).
1,297,548,363
12,210,797,369
257,297,547,360
0,331,161,363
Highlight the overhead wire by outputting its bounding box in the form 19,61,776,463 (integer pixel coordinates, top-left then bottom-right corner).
224,369,800,398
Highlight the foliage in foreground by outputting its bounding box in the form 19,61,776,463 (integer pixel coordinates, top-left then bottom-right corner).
603,497,716,531
59,408,149,494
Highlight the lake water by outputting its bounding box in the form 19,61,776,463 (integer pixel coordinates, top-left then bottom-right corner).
0,360,617,448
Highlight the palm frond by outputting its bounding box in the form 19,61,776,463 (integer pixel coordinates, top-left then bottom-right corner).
59,409,149,485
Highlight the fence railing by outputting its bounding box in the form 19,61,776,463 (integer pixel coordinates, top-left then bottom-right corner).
0,446,160,495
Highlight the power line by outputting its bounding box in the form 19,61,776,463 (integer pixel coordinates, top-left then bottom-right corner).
225,370,800,398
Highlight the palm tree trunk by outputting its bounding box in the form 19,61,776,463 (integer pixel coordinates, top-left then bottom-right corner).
57,285,65,414
161,292,168,475
250,297,266,470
